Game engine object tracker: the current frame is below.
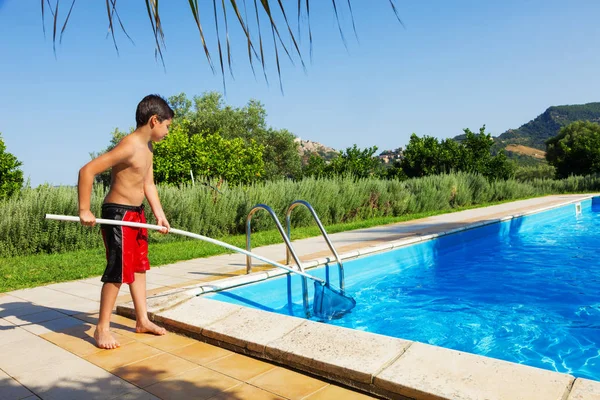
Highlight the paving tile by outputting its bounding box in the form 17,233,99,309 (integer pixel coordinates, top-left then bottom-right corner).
170,341,233,365
84,341,164,371
3,309,66,326
45,281,102,302
0,325,30,347
112,352,199,388
21,315,88,335
145,274,191,287
568,378,600,400
156,298,242,330
0,369,34,400
144,366,240,400
135,332,197,351
12,358,138,400
8,287,72,304
303,384,378,399
73,313,139,339
209,383,285,400
53,321,96,338
205,353,276,382
248,367,329,400
374,342,574,400
266,321,410,384
78,277,104,287
113,388,161,400
0,303,51,318
0,335,76,376
43,298,100,315
202,306,304,353
42,332,105,357
42,326,135,357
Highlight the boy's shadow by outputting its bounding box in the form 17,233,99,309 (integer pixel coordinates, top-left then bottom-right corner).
0,300,259,399
0,300,132,337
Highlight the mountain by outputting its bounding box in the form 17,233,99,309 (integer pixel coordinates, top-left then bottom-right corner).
495,102,600,150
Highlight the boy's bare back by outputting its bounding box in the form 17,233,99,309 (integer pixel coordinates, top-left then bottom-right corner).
104,133,153,207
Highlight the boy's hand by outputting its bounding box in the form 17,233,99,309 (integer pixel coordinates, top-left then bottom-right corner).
79,210,96,227
157,217,170,234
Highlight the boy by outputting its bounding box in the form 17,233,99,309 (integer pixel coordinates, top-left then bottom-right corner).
78,94,173,349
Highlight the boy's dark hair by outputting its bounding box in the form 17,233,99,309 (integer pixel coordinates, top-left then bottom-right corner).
135,94,175,128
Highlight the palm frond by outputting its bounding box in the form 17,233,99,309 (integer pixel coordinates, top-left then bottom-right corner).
253,0,269,85
346,0,359,43
305,0,313,61
40,1,402,88
188,0,215,73
144,0,166,68
213,0,226,92
331,0,348,50
388,0,405,27
59,0,76,44
221,0,234,79
276,0,305,72
105,0,134,46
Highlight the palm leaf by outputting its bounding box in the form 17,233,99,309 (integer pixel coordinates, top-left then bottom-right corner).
188,0,215,73
40,1,402,87
212,0,226,91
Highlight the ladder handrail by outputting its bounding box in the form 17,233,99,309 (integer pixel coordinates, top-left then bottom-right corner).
246,204,310,317
286,200,345,291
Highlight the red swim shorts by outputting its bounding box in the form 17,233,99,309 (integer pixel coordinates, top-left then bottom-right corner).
100,203,150,284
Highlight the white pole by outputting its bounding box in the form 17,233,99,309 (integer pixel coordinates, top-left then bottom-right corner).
190,170,195,186
45,214,324,284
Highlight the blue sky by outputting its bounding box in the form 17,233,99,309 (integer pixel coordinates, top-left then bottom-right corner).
1,1,600,186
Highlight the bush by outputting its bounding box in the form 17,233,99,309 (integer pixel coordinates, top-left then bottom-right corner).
2,173,600,257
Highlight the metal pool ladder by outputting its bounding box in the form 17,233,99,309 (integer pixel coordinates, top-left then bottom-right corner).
246,204,310,316
245,201,346,317
285,200,345,291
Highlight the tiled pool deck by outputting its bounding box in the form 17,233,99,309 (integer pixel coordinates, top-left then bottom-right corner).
2,195,600,399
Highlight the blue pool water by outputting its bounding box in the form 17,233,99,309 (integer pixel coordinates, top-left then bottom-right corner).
207,199,600,380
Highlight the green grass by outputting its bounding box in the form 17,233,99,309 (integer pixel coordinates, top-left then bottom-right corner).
0,199,544,293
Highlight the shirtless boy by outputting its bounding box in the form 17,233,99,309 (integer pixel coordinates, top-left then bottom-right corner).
78,94,173,349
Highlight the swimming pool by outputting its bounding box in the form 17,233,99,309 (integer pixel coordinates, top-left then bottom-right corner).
206,198,600,381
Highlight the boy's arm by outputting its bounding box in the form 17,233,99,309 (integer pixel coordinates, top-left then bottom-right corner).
78,141,133,226
144,158,170,233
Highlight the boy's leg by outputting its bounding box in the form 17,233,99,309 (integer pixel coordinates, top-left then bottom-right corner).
94,282,122,349
129,272,166,335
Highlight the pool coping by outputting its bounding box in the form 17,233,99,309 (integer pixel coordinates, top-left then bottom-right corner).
117,195,599,400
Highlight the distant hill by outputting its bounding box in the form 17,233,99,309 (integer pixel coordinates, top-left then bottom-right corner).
295,138,339,164
504,144,545,159
495,102,600,150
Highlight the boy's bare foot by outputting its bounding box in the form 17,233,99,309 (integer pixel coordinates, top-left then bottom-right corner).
94,327,120,349
136,319,167,336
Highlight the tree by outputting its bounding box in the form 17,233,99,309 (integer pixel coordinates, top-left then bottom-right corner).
167,92,301,181
400,134,446,177
545,121,600,178
152,125,264,186
0,133,24,199
262,129,302,180
329,145,383,178
40,2,402,86
401,126,515,180
303,144,383,178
